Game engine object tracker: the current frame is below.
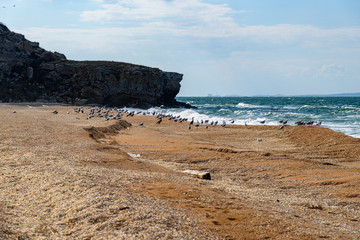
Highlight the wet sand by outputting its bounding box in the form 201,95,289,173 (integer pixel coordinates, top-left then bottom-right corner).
0,104,359,239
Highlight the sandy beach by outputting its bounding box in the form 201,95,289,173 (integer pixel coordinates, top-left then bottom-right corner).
0,103,359,239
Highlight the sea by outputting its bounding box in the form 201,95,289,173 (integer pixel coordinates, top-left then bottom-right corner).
141,96,359,138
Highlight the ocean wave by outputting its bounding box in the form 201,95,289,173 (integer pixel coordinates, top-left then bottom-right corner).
298,105,316,110
218,108,232,113
123,97,359,138
236,102,267,108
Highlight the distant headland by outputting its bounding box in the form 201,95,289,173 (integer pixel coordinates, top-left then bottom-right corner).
0,23,190,108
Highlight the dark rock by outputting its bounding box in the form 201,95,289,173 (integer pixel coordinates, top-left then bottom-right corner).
0,23,187,108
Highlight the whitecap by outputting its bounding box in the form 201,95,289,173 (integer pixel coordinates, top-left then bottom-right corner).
236,102,267,108
298,105,315,110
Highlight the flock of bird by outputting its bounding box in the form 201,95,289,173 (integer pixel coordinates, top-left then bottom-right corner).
55,106,322,130
12,105,322,130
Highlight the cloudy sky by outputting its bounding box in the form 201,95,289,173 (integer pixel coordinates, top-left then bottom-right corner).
1,0,360,96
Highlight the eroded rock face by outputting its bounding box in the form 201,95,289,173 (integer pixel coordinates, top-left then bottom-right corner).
0,23,186,108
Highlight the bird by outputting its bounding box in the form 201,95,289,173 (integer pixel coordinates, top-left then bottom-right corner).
12,110,16,113
259,120,266,124
257,137,262,142
295,120,305,125
188,124,191,130
316,121,322,126
139,122,144,126
280,125,285,130
156,118,162,124
244,122,247,127
52,110,58,114
306,121,314,125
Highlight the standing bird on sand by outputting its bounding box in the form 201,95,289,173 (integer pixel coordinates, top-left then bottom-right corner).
280,125,285,130
156,118,162,124
139,122,144,126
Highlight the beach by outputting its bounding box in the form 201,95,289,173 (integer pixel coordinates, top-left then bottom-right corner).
0,104,359,239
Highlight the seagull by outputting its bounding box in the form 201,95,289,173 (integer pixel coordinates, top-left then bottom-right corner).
139,122,144,126
52,110,58,114
280,125,285,130
316,121,322,126
244,122,247,127
12,110,16,113
257,137,262,142
259,120,265,124
156,118,162,124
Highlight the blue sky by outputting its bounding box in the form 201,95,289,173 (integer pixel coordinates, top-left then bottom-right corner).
1,0,360,96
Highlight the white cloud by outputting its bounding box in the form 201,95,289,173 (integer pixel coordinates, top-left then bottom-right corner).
318,64,345,77
80,0,239,37
79,0,360,43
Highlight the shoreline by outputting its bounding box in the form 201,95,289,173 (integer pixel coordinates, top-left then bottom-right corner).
2,101,359,138
0,104,359,239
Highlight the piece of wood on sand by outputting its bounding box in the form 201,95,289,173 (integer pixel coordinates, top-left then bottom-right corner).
183,170,211,180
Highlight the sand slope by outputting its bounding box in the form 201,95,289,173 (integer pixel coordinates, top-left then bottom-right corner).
0,104,359,239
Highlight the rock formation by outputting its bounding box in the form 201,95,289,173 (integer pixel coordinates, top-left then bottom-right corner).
0,23,189,108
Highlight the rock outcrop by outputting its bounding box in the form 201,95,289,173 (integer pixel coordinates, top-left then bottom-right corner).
0,23,188,108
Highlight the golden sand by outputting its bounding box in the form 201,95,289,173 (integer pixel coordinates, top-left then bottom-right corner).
0,104,359,239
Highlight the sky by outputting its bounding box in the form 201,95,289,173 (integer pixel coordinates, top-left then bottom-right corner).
1,0,360,96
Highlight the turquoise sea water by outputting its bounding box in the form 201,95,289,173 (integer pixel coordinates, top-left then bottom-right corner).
168,97,359,138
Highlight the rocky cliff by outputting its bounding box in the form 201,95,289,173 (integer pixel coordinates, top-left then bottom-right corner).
0,23,188,108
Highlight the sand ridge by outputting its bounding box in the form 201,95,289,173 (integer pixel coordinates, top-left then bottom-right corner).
0,104,359,239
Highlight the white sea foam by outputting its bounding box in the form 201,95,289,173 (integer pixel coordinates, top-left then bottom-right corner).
236,102,267,108
122,98,359,138
283,106,297,110
298,105,313,109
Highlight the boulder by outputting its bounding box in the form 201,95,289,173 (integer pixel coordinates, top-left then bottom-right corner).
183,170,211,180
